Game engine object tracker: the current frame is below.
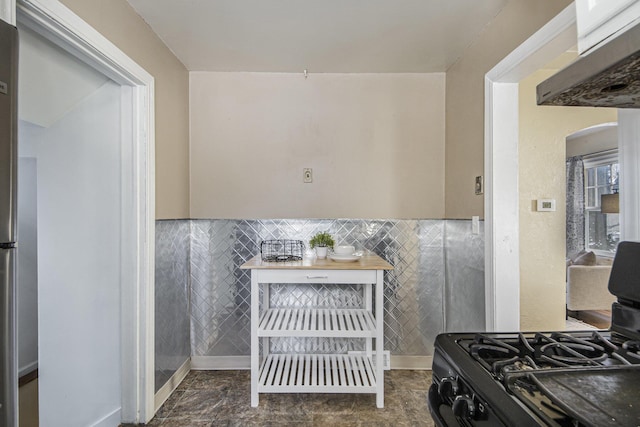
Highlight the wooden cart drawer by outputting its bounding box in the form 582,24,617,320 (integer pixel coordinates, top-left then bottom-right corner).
254,269,377,284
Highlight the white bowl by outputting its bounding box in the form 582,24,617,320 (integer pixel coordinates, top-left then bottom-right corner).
334,245,355,255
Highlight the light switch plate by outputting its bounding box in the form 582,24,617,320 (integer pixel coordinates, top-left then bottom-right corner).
475,176,483,195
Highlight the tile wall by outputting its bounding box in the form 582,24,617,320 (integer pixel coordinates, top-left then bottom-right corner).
154,218,484,392
155,220,191,392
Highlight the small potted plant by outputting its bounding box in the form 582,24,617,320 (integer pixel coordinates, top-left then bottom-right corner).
309,231,335,259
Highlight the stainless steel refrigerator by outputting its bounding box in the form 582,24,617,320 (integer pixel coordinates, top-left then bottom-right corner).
0,18,19,427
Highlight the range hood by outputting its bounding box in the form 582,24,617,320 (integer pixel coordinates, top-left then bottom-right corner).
537,22,640,108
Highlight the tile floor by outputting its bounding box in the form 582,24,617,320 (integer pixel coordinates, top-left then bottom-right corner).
565,316,598,331
146,370,435,426
19,378,38,427
569,310,611,329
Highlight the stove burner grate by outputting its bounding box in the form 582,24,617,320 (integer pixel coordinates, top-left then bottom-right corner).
466,331,640,380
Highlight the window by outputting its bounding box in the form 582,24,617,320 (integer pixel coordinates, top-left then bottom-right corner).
583,150,619,256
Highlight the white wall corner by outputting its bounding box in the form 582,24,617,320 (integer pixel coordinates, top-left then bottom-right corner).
484,3,577,332
18,0,156,424
618,109,640,242
485,80,521,332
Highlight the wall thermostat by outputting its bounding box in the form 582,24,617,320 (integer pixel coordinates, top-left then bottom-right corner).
536,199,556,212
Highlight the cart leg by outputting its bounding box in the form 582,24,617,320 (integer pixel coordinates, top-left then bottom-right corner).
365,283,373,358
375,270,384,408
262,283,270,361
251,270,259,407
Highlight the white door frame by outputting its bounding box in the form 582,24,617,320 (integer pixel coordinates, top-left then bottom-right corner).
2,0,155,423
484,4,576,331
0,0,14,25
618,109,640,242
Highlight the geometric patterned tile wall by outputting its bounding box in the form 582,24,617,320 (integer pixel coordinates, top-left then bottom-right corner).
155,218,484,375
444,220,486,332
189,219,461,358
155,220,191,392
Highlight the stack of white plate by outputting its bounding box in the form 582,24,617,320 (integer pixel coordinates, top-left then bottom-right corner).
328,247,362,263
328,253,361,262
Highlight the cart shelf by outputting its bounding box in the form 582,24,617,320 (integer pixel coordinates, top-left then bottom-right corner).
259,353,377,393
258,308,377,338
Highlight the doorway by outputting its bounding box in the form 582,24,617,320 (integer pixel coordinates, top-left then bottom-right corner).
17,24,124,426
486,4,640,332
516,54,618,331
565,123,619,329
10,0,156,424
484,4,578,332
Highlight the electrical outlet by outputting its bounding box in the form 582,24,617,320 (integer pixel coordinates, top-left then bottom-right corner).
383,350,390,370
303,168,313,183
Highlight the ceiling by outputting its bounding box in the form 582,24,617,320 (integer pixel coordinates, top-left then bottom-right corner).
126,0,510,73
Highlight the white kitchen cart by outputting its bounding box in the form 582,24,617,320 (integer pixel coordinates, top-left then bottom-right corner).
240,254,393,408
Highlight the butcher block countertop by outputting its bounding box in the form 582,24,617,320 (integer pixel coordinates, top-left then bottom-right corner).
240,253,393,270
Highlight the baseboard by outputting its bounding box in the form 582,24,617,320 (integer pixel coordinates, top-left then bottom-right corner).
154,358,191,412
19,367,38,387
19,361,38,380
390,355,432,370
190,356,250,370
90,407,121,427
190,355,432,370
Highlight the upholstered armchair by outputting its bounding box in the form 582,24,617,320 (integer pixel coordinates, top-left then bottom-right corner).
566,255,615,312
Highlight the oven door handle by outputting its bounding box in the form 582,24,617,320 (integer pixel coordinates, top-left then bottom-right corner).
428,384,449,427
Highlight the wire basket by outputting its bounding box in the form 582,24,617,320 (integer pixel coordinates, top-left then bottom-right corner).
260,239,305,262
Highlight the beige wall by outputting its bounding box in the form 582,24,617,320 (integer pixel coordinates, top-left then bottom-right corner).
445,0,572,219
59,0,190,219
190,72,445,219
566,124,618,158
518,69,616,331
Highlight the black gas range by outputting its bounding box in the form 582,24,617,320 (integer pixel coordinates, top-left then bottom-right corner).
428,241,640,427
